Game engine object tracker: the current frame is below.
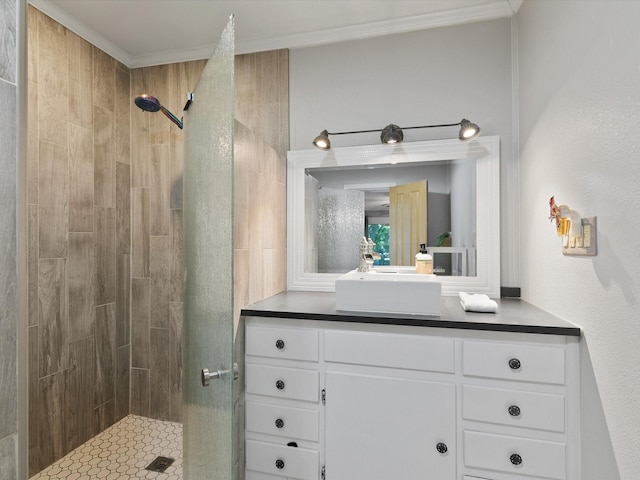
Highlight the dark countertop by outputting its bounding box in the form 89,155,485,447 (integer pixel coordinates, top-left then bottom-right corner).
241,291,581,336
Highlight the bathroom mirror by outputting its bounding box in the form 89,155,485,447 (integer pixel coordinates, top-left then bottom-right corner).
287,136,501,297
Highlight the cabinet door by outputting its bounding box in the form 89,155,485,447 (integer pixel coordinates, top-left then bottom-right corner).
325,371,456,480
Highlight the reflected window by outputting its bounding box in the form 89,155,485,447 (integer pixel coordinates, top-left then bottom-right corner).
367,223,390,266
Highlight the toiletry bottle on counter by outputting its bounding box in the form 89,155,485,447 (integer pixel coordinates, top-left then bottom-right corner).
415,243,433,274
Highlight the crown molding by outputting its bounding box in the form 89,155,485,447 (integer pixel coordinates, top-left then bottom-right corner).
28,0,132,66
236,2,515,55
28,0,515,68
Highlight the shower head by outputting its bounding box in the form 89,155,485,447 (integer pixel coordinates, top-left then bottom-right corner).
134,94,161,112
134,94,183,129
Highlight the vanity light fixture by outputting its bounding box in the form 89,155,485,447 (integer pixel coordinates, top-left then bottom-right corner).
312,118,480,150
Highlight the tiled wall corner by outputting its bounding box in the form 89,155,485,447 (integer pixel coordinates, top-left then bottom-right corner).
26,7,131,474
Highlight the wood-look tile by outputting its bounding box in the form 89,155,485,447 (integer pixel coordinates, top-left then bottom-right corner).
27,80,38,204
38,258,67,377
94,105,115,208
28,326,39,476
69,124,94,232
150,144,170,235
130,368,149,417
132,188,150,277
94,303,115,407
28,204,38,327
150,235,171,329
93,398,115,436
67,32,93,129
170,210,183,303
148,64,171,146
67,336,94,451
131,277,150,369
38,141,68,258
116,254,130,348
37,11,68,147
169,302,182,400
27,6,38,83
115,65,131,165
116,162,131,254
37,370,67,471
115,345,130,421
68,232,95,341
93,46,115,112
169,128,183,210
95,207,116,305
150,327,170,420
131,68,150,188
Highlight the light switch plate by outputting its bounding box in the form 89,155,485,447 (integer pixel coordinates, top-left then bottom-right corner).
563,216,597,256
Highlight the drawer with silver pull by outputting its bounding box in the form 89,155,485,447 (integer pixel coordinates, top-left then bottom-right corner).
246,401,319,441
246,325,319,362
462,385,565,433
246,364,320,403
246,440,319,479
462,340,565,385
464,430,566,480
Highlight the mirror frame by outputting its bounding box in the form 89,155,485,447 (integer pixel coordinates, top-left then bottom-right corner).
287,136,501,297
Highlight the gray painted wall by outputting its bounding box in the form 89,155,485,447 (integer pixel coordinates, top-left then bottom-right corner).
518,1,640,478
289,18,517,286
0,0,19,477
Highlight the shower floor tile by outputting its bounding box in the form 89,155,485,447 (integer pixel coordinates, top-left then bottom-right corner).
30,415,182,480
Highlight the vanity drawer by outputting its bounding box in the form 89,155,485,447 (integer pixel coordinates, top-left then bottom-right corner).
246,440,319,480
462,385,565,432
464,430,566,480
246,401,319,441
246,364,319,403
325,330,454,373
246,325,319,362
463,340,565,385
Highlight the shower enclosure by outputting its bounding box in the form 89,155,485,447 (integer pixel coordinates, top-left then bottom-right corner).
182,16,236,479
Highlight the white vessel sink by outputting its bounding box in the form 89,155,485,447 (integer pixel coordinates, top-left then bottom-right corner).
335,267,442,316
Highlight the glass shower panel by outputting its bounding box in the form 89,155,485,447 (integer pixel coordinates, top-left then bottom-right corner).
182,16,234,480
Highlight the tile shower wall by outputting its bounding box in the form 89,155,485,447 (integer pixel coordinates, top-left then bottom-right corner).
26,7,132,475
26,6,288,475
0,0,19,477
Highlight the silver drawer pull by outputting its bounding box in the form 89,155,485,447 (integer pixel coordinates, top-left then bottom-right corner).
275,339,285,350
275,418,285,429
508,358,521,370
275,458,285,470
508,405,521,417
275,379,285,390
510,453,523,466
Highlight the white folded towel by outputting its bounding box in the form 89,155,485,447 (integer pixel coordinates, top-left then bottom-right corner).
459,292,498,313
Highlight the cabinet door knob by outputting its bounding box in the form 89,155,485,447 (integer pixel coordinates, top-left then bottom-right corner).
275,418,285,429
275,458,285,469
275,339,285,350
508,405,521,417
436,442,448,454
508,358,521,370
510,453,523,466
275,379,285,390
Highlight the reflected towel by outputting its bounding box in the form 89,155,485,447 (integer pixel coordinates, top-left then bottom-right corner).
459,292,498,313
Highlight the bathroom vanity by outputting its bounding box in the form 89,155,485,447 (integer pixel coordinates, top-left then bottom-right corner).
242,292,581,480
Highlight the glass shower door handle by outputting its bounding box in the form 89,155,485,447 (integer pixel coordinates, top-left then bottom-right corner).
201,363,239,386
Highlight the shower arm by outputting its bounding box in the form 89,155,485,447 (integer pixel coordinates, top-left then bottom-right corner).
160,106,184,129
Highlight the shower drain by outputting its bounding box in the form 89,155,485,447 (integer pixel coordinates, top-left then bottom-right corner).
145,456,175,473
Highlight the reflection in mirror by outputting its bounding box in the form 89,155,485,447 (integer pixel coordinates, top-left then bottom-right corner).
287,137,501,296
306,159,476,276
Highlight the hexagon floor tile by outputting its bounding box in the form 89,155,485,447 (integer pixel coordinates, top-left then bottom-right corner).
30,415,183,479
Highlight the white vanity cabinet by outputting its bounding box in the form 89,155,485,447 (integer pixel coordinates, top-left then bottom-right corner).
244,315,580,480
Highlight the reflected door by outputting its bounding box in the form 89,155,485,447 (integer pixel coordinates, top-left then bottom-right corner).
389,180,427,265
182,17,235,480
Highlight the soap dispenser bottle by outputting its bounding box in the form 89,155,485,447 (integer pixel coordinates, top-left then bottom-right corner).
415,243,433,274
